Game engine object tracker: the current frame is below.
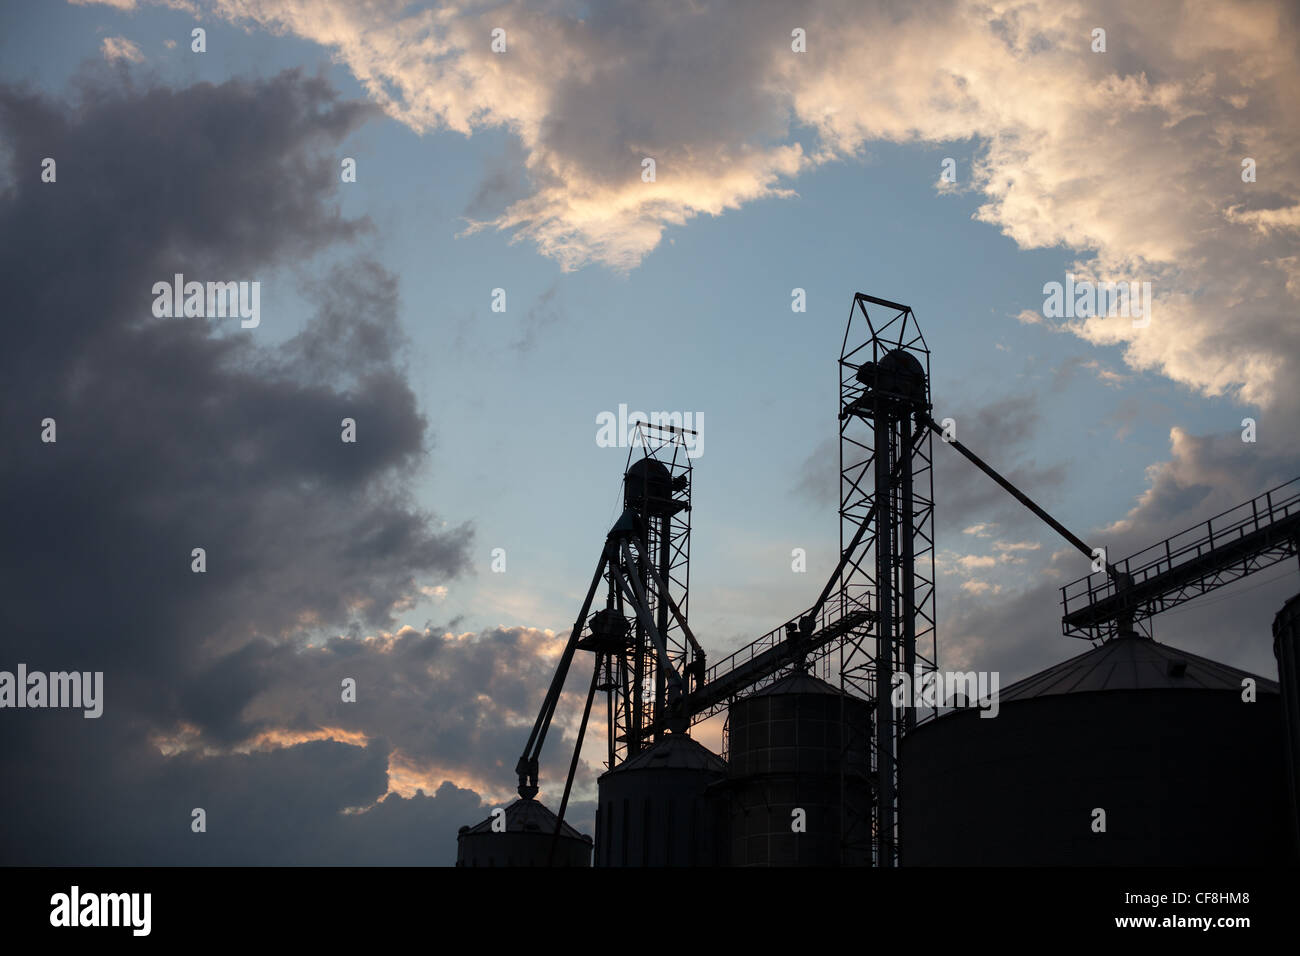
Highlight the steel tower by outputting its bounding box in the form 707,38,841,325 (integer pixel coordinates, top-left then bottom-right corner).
838,293,940,866
601,422,699,766
514,421,705,843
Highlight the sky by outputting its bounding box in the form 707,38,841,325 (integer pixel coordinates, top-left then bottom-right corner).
1,0,1298,864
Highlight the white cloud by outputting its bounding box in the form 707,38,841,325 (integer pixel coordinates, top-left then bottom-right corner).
74,0,198,11
993,540,1041,552
939,552,999,572
100,36,144,63
96,0,1300,410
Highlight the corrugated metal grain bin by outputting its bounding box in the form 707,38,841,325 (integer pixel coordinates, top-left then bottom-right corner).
725,672,872,866
457,797,592,867
1273,593,1300,856
901,635,1291,865
595,734,728,866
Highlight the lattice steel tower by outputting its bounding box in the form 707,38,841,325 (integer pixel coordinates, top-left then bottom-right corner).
838,294,940,866
598,423,698,766
515,422,704,827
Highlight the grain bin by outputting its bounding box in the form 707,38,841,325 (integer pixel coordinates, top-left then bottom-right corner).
456,797,592,867
725,671,873,866
595,733,728,866
1273,593,1300,857
901,634,1290,865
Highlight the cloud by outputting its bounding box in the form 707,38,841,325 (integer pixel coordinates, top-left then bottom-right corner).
992,538,1041,566
792,434,837,508
510,282,562,354
993,540,1041,552
933,393,1067,541
100,36,144,62
1099,394,1164,441
2,721,494,864
72,2,1300,412
942,422,1300,684
1100,425,1297,538
1053,355,1129,390
0,66,519,863
97,0,1291,414
35,0,1300,860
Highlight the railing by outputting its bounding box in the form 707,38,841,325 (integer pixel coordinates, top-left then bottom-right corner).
1061,476,1300,635
687,594,875,724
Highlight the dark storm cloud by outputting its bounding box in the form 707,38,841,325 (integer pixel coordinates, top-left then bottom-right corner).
231,624,599,782
0,711,487,864
0,66,518,863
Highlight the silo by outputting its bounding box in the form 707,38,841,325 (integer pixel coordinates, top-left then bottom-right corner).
901,634,1292,865
456,797,592,867
725,671,873,866
595,733,728,866
1274,593,1300,857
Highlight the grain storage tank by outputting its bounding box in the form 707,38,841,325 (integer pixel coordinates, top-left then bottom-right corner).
456,797,592,867
725,671,873,866
1274,593,1300,857
901,634,1291,865
595,733,728,866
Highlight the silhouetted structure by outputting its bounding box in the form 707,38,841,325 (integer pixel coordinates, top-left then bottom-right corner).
903,636,1289,865
456,291,1300,867
1062,478,1300,640
723,672,871,866
595,733,727,866
1274,593,1300,857
456,798,592,867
